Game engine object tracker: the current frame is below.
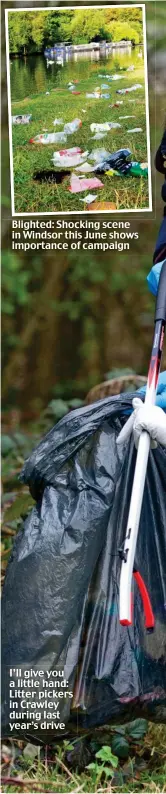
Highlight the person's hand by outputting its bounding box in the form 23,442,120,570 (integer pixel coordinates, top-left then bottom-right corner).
117,397,166,448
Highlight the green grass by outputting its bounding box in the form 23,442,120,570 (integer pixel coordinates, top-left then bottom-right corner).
11,62,149,213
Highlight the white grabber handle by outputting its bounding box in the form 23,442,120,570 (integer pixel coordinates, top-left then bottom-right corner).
119,259,166,629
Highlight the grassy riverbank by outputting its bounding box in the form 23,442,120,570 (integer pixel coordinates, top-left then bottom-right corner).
11,64,149,213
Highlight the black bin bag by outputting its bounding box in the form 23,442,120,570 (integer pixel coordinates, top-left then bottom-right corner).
2,393,166,741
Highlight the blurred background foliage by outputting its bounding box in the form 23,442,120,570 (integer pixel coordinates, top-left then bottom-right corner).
1,1,166,425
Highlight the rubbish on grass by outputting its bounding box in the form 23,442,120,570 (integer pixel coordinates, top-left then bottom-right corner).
45,92,50,95
29,132,67,144
75,162,95,173
101,94,110,99
64,119,82,134
87,200,116,210
53,118,64,126
86,92,100,98
90,122,121,132
126,65,135,71
68,173,104,193
79,193,98,204
127,127,143,133
110,101,123,108
89,148,111,162
68,85,75,91
119,115,136,119
82,109,87,113
93,148,132,174
91,132,107,140
106,161,148,178
101,83,109,89
71,91,81,95
106,168,121,177
12,114,32,124
117,84,143,94
52,148,89,168
33,169,70,184
130,161,148,176
111,74,125,80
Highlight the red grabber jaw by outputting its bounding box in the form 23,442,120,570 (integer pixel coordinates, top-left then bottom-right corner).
119,259,166,630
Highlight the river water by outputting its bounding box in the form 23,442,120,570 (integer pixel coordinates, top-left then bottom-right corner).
10,47,143,102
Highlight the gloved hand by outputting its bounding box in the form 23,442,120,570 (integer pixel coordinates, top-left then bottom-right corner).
117,397,166,448
138,370,166,410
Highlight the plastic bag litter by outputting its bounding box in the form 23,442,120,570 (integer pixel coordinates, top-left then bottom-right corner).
93,148,132,175
86,92,100,99
79,193,98,204
53,118,64,126
64,119,82,135
91,133,107,140
89,148,111,162
130,162,148,176
101,83,109,89
52,148,89,168
12,114,32,124
30,132,67,145
2,392,166,742
117,84,143,94
90,123,121,133
127,127,143,133
68,173,104,193
75,162,95,173
119,115,136,119
101,94,110,99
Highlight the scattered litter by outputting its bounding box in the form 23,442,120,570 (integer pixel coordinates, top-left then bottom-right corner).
86,92,100,99
82,109,87,113
71,91,81,95
117,84,143,94
111,74,125,80
93,148,132,175
87,200,116,210
46,92,50,95
53,118,64,126
119,115,136,119
130,161,148,176
101,93,110,99
91,132,107,140
110,101,123,108
64,119,82,134
29,132,67,144
90,122,121,133
79,193,98,204
33,169,70,184
12,114,32,124
75,162,95,173
52,148,89,168
68,173,104,193
106,161,148,178
127,127,143,133
106,168,121,177
126,65,135,71
101,83,109,89
68,84,75,91
89,148,111,163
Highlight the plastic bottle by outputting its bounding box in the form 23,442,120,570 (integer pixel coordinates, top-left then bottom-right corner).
64,119,82,134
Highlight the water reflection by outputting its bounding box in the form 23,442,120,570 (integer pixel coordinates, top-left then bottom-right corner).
10,48,143,102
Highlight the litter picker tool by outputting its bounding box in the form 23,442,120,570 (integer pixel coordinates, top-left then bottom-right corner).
119,258,166,630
